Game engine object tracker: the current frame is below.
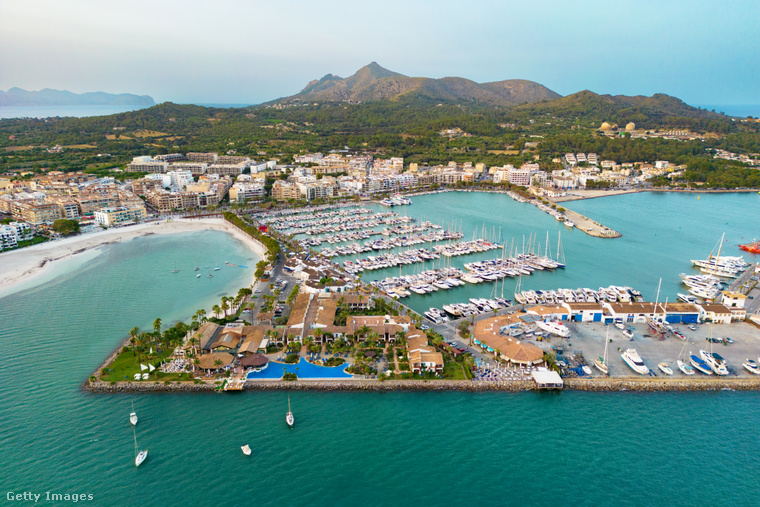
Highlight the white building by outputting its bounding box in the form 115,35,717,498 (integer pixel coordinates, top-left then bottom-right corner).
229,182,265,203
167,170,194,192
94,206,147,226
0,222,33,250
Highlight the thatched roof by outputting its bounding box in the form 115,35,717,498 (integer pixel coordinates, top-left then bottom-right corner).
240,354,268,368
198,352,233,370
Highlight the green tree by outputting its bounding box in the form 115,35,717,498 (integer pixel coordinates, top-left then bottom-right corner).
52,219,80,236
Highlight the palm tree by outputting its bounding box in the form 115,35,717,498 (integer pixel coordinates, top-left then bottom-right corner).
356,325,372,343
196,309,207,322
153,318,162,336
221,300,230,317
212,305,221,319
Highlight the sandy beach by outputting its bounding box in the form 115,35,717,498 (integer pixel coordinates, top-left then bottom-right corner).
0,218,267,296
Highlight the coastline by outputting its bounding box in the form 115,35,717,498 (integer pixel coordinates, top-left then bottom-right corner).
82,377,760,393
0,217,267,298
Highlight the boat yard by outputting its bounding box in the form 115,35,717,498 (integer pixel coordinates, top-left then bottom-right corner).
545,320,760,379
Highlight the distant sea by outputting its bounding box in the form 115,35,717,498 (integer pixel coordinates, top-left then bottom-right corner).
694,104,760,118
0,103,257,119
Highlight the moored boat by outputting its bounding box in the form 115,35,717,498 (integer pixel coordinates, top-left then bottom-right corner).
658,362,673,375
739,240,760,254
286,395,294,428
129,400,138,426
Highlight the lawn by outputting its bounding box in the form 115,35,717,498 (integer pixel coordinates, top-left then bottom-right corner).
443,358,472,380
100,348,191,382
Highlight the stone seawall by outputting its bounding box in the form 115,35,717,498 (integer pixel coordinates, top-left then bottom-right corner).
565,377,760,391
83,377,760,393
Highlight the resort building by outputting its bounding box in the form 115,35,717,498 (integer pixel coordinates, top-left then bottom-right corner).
197,352,234,372
472,315,545,366
238,326,276,354
406,330,443,374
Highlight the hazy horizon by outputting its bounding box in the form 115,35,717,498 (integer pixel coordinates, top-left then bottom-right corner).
1,0,758,106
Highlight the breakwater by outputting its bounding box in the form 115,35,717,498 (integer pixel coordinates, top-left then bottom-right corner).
83,377,760,393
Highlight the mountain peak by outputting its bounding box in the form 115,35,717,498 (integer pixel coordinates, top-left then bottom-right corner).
286,65,560,106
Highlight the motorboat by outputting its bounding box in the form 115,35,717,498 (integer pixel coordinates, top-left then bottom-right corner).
536,320,570,338
658,362,673,375
677,360,695,375
241,444,252,456
700,350,729,375
689,353,713,375
742,358,760,375
621,348,649,375
621,328,634,340
129,401,138,426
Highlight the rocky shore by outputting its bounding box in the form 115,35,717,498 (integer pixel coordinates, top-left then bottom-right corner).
82,377,760,393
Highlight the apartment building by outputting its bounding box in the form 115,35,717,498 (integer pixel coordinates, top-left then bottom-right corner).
93,205,147,226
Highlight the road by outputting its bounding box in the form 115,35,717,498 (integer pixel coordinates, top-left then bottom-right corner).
726,263,760,315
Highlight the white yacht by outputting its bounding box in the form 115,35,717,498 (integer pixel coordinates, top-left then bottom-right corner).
536,320,571,338
241,444,252,456
621,349,649,375
700,350,729,375
129,401,138,426
742,358,760,375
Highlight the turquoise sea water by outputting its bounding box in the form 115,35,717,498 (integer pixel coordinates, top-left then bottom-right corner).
335,191,760,315
2,196,760,506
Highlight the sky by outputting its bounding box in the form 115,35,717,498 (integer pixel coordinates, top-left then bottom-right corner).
1,0,759,106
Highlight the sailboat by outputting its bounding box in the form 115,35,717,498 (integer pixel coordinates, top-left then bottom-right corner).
676,338,695,375
593,326,610,375
241,444,252,456
133,427,148,467
172,261,179,274
129,400,138,426
286,395,294,428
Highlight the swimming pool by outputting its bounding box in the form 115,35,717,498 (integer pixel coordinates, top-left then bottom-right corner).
245,357,354,379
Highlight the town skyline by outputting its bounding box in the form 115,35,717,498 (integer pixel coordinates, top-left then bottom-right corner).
1,0,759,107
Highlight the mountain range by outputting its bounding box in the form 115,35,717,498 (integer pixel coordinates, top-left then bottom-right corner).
282,62,561,106
273,63,721,122
0,88,155,107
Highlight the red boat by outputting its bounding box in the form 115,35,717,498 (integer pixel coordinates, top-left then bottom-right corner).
739,241,760,254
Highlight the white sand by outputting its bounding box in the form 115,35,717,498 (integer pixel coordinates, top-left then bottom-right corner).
0,218,267,296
